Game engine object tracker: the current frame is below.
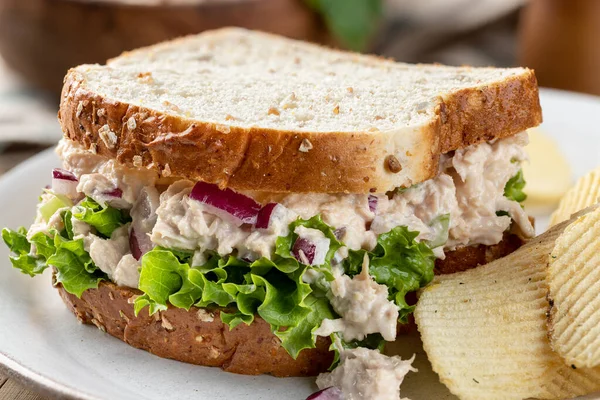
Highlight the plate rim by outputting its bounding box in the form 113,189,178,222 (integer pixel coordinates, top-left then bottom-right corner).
0,352,100,400
0,87,598,400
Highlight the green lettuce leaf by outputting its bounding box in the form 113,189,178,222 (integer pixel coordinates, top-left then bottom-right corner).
72,197,129,238
275,293,335,358
49,235,105,297
134,215,341,359
504,169,527,203
2,227,47,276
2,199,131,297
2,227,30,255
29,231,57,260
344,226,435,322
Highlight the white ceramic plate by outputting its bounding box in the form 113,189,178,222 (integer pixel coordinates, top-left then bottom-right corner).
1,88,599,400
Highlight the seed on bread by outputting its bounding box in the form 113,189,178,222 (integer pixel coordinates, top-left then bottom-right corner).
91,318,106,332
197,309,214,322
127,117,137,131
215,124,231,134
137,71,153,83
333,105,340,115
385,155,402,173
208,346,220,359
76,101,83,118
119,310,130,322
299,138,313,153
268,107,280,116
162,100,181,113
98,124,117,149
161,315,174,331
133,155,143,167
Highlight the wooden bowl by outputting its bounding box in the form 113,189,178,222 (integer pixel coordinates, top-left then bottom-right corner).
518,0,600,96
0,0,329,97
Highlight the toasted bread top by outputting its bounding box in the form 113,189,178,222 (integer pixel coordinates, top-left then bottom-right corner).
59,28,542,193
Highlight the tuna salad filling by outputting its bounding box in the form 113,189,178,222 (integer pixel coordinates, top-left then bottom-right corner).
3,133,533,399
53,132,532,273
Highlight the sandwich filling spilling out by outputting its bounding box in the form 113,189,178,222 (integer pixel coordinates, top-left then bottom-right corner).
3,131,533,395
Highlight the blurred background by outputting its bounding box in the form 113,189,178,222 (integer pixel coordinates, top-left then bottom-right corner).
0,0,599,170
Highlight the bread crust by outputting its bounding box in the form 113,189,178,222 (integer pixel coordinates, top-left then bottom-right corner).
54,234,525,377
56,277,333,377
58,64,541,194
434,232,525,275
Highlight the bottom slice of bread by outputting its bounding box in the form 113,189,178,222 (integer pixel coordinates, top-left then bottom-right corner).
55,233,525,377
56,278,333,377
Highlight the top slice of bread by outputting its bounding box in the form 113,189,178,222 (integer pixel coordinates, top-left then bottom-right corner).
59,27,542,194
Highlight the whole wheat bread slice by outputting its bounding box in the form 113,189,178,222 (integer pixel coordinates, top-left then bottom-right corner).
59,27,542,193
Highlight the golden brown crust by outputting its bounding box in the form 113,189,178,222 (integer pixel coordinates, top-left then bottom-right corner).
56,279,333,377
437,71,542,153
58,67,541,194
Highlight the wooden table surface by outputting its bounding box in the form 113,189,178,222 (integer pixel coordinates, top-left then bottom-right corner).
0,145,51,400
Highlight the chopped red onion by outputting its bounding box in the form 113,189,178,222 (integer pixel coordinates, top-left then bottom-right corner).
129,227,153,261
292,238,316,265
103,188,123,198
256,203,284,230
129,228,142,260
51,169,79,198
52,168,78,182
292,228,330,266
94,187,128,209
306,387,343,400
333,227,346,241
190,182,261,226
368,195,378,213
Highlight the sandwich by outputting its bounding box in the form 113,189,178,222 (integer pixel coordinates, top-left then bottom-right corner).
2,28,541,398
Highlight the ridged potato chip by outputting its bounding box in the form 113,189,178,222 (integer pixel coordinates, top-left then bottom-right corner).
414,217,600,400
550,166,600,227
548,205,600,368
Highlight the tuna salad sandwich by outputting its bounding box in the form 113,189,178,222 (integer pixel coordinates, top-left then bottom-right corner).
2,28,542,399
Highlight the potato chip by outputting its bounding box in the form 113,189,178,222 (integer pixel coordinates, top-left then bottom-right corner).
549,166,600,227
522,128,572,204
414,217,600,400
548,205,600,368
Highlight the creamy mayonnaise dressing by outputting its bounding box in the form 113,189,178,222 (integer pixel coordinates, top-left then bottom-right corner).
316,346,416,400
44,135,533,288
